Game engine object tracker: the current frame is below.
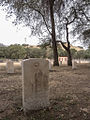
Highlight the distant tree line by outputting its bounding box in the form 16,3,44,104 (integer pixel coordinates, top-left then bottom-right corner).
0,44,90,60
58,48,90,59
0,44,46,59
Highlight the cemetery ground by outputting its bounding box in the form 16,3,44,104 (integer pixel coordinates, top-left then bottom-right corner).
0,63,90,120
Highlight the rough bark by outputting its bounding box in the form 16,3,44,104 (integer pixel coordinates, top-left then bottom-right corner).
66,23,72,66
67,48,72,66
56,22,72,66
57,40,72,66
49,0,59,66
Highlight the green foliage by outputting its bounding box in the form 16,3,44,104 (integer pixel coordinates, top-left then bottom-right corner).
0,44,26,59
58,47,90,59
7,44,26,59
0,45,47,59
74,49,90,59
82,29,90,47
0,44,90,59
41,48,47,58
46,48,53,59
58,48,68,57
70,49,77,58
25,47,46,58
0,47,7,58
84,48,90,59
74,50,85,59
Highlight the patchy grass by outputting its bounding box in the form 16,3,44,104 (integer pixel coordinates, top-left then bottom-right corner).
0,63,90,120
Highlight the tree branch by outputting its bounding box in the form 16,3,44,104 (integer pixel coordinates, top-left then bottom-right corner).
25,2,52,35
76,2,90,21
82,10,90,21
56,41,68,51
64,8,77,25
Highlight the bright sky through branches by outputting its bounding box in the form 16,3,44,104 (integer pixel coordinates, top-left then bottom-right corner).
0,6,39,46
0,6,83,47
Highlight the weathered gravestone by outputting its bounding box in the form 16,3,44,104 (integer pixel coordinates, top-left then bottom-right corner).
49,61,52,70
6,60,14,73
46,58,53,70
72,60,77,69
22,58,50,112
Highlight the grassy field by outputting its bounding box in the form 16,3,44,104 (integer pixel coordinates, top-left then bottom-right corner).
0,63,90,120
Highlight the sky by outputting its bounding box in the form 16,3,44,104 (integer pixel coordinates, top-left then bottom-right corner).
0,6,83,47
0,6,39,46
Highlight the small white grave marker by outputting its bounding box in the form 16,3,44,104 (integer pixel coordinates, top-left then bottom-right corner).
6,60,14,73
72,60,77,69
46,58,53,70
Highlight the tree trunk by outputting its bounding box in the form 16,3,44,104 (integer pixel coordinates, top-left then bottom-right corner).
49,0,59,66
67,49,72,66
58,41,72,66
66,23,72,66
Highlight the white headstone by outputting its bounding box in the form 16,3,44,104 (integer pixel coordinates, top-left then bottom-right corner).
22,58,49,112
46,58,52,70
72,60,77,69
6,60,14,73
49,61,52,70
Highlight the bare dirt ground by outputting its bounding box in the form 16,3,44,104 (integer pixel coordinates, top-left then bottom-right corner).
0,63,90,120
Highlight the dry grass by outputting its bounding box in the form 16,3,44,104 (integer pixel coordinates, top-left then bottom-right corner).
0,63,90,120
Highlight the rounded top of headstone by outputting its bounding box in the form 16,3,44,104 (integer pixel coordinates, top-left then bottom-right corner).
22,58,49,63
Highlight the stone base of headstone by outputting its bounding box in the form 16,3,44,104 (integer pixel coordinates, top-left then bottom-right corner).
6,60,14,73
22,58,50,112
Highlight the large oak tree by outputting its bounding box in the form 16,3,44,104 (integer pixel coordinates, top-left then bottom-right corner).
0,0,64,66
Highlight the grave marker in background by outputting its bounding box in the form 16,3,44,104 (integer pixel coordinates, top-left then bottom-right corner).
6,60,14,73
72,60,77,69
46,58,53,70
